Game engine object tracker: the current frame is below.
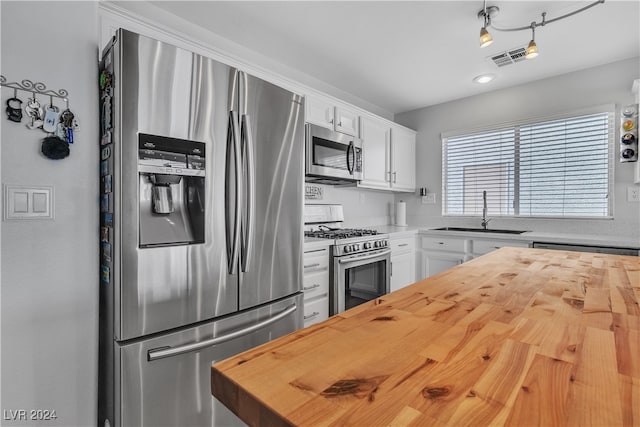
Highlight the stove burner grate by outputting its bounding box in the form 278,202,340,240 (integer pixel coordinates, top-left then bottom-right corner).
305,228,379,240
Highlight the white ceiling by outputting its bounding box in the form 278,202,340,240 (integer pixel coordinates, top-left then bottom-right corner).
148,1,640,115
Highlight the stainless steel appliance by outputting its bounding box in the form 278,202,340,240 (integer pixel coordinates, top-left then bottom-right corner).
305,123,363,185
98,29,304,427
304,205,390,315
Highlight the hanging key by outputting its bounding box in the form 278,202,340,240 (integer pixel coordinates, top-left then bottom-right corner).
60,109,75,128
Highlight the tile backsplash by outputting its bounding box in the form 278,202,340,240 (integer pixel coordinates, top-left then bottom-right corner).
305,184,394,227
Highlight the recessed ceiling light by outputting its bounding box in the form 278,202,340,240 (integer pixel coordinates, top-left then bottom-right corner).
473,74,495,84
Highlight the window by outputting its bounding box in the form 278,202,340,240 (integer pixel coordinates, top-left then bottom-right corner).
442,110,614,218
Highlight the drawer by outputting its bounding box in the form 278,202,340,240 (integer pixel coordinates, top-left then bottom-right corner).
303,296,329,328
302,270,329,300
391,236,415,253
473,239,530,255
422,236,466,253
303,249,329,274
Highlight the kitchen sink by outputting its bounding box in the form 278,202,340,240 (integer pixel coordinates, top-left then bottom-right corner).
434,227,528,235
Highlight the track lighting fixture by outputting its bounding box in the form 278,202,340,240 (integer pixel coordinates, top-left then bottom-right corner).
477,0,605,60
525,23,538,59
478,0,498,48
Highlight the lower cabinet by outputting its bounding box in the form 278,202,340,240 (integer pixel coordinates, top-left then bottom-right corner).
419,233,532,278
390,235,416,292
421,252,464,277
303,245,330,328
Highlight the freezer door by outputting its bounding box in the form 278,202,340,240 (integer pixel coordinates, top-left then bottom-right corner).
238,73,305,310
116,294,302,427
116,29,238,340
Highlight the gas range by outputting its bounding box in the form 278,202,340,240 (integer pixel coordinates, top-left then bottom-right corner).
304,228,389,256
304,204,388,257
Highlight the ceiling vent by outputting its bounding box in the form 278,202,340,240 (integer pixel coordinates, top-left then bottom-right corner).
488,46,527,67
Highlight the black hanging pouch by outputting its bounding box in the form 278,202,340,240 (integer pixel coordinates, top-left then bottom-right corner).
6,97,23,122
41,135,70,160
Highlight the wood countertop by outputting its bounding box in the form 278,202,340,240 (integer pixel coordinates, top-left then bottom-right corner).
211,247,640,426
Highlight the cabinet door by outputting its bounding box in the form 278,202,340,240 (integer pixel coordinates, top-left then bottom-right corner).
390,251,415,292
421,252,463,278
303,296,329,328
358,116,391,190
335,105,359,137
305,95,335,130
391,126,416,192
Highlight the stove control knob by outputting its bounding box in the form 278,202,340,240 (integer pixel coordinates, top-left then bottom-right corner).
374,241,380,248
363,242,371,249
354,244,361,251
383,240,388,247
343,246,350,253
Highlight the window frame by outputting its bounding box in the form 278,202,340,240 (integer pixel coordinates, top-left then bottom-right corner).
441,105,615,220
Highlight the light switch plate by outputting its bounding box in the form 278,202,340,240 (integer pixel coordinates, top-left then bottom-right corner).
627,186,640,202
421,193,436,204
3,185,54,220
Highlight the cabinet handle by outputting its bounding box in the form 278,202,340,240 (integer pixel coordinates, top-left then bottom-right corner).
338,121,343,127
398,243,408,247
386,171,391,182
329,118,334,124
303,284,321,291
393,171,397,183
304,263,321,269
304,311,320,320
305,248,327,254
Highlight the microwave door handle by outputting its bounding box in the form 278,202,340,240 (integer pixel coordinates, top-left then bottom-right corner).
147,303,298,361
240,113,255,273
346,141,354,175
225,110,242,274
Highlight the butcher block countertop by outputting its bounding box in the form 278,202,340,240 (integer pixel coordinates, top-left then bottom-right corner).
211,247,640,426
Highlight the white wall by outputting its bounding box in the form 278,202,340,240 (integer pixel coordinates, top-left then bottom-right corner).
1,2,99,426
395,57,640,242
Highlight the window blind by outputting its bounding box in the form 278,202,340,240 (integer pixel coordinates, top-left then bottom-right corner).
442,111,614,218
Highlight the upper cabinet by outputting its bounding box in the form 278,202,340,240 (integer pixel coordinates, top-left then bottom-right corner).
391,125,416,192
305,94,359,137
359,116,391,189
358,116,416,192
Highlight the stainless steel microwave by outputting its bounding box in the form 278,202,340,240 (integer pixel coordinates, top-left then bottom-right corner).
305,123,363,185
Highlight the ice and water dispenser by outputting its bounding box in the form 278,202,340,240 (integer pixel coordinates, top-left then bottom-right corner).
138,133,205,247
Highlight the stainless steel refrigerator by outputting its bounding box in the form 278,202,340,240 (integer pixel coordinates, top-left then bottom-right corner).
98,29,304,427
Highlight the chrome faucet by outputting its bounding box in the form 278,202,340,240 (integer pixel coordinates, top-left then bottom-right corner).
481,190,491,230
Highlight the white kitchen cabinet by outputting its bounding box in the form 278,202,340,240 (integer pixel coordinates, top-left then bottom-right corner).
421,252,464,277
420,235,468,278
391,125,417,192
359,116,392,189
305,94,359,137
471,238,530,256
358,117,416,192
390,236,416,292
302,244,331,327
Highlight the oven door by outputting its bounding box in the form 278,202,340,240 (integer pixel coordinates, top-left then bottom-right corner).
331,248,391,315
306,124,362,181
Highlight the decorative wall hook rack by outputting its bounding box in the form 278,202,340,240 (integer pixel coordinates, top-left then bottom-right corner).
1,75,69,102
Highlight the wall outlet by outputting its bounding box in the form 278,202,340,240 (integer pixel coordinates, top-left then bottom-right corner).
628,186,640,202
421,193,436,204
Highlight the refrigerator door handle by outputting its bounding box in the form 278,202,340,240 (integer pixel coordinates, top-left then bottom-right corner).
225,110,242,274
240,113,255,273
147,303,298,361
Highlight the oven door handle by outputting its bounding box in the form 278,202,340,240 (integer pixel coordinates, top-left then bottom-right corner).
338,249,391,264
